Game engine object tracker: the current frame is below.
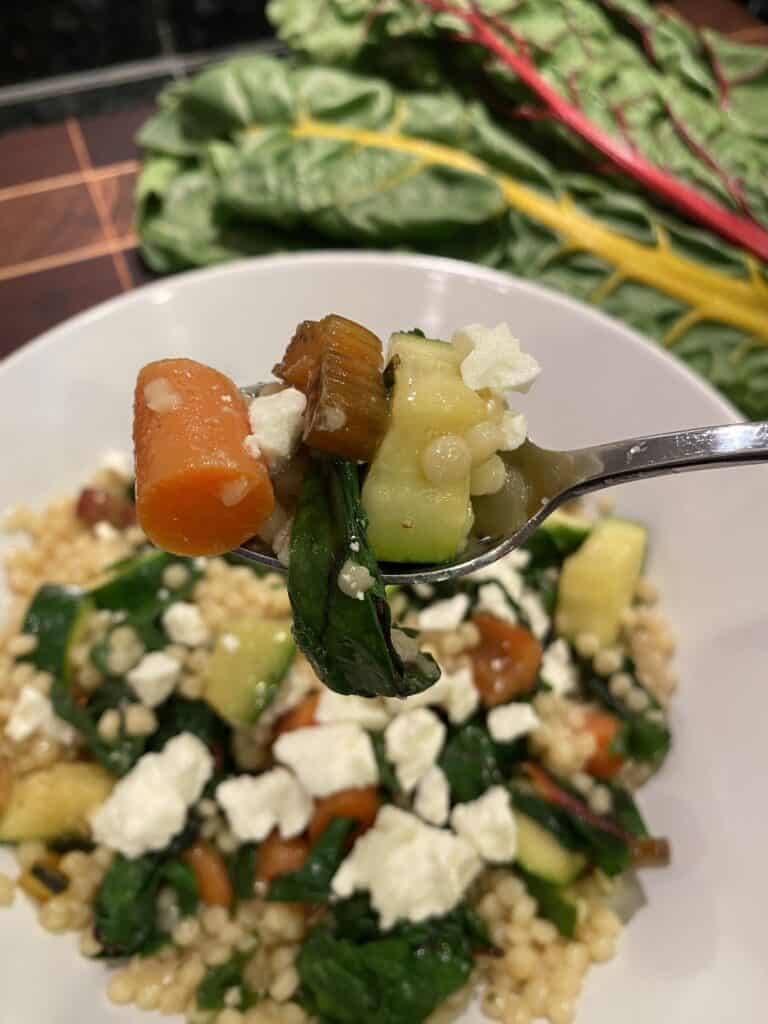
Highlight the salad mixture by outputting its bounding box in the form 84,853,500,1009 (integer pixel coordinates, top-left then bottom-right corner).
0,437,676,1024
132,317,546,700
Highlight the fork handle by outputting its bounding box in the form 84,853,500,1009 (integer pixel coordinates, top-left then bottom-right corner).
575,420,768,493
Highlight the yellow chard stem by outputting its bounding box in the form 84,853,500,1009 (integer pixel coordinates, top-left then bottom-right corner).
289,117,768,349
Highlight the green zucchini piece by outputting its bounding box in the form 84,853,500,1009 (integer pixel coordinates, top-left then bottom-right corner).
556,517,647,646
204,618,295,725
0,763,113,842
515,810,586,885
362,333,487,562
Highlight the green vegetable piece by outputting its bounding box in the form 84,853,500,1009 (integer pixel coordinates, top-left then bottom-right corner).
91,550,199,615
161,860,199,917
227,843,257,902
297,906,480,1024
362,332,487,563
514,810,586,886
204,618,295,725
524,510,592,570
289,457,439,698
93,853,164,957
369,731,401,799
557,518,647,647
19,583,92,680
197,951,258,1011
517,868,578,939
604,783,649,839
439,724,503,804
581,661,671,766
151,695,232,758
267,818,356,904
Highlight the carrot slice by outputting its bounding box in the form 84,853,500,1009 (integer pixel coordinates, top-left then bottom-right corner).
255,831,309,884
133,358,274,556
583,708,624,779
274,315,388,463
182,840,233,907
308,787,380,844
470,613,543,707
273,693,320,738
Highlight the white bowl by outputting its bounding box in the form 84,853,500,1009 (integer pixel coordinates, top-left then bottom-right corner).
1,252,766,1024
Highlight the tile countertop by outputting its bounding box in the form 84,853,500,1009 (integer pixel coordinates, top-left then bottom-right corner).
0,0,766,362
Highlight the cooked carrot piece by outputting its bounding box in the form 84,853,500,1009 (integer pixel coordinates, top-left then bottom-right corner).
274,315,388,463
583,708,624,779
308,787,381,844
273,692,320,738
133,358,274,556
255,831,309,884
182,841,233,907
470,613,543,707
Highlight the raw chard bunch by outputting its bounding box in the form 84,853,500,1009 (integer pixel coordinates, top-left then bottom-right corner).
269,0,768,260
136,56,768,417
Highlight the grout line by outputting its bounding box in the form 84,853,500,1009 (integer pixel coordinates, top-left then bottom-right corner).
67,118,134,292
729,26,768,43
0,161,138,204
0,236,137,283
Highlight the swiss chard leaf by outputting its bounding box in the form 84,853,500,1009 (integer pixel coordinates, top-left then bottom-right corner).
161,859,199,917
227,843,257,902
197,951,259,1011
90,549,200,615
289,456,439,698
93,853,164,956
267,817,356,903
517,868,578,939
136,54,768,418
297,903,481,1024
369,730,401,799
438,723,503,804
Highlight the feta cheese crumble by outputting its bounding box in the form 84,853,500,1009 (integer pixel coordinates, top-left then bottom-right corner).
337,559,375,602
162,602,210,647
331,806,482,928
417,594,470,631
274,722,378,797
386,663,478,726
499,410,527,452
217,768,312,841
101,450,133,480
126,651,181,707
4,686,76,744
540,638,579,696
90,734,213,857
384,708,446,792
452,323,540,395
315,689,391,731
487,702,541,743
144,377,182,414
477,582,517,623
245,388,306,466
450,786,518,863
413,766,450,826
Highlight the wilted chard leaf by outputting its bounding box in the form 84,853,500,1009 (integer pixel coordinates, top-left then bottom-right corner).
136,55,768,418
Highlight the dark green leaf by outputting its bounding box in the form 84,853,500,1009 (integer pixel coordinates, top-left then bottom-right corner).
289,457,439,698
268,817,356,903
227,843,257,902
439,723,502,804
93,853,164,957
517,868,577,938
197,951,259,1011
369,731,401,799
161,860,199,916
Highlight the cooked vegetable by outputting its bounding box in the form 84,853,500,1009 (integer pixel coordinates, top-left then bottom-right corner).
471,614,542,707
523,510,592,570
583,707,624,780
298,902,488,1023
267,817,356,903
289,456,439,698
438,723,503,804
136,57,768,419
514,811,586,886
275,315,388,462
517,868,578,938
580,660,671,767
308,789,380,844
94,852,164,956
273,691,320,737
270,1,768,260
362,333,487,563
630,836,672,868
0,764,113,843
76,487,136,528
18,854,69,903
134,357,274,556
197,951,257,1011
91,548,200,615
255,830,309,884
557,518,647,646
161,859,199,916
204,618,295,725
182,841,233,908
